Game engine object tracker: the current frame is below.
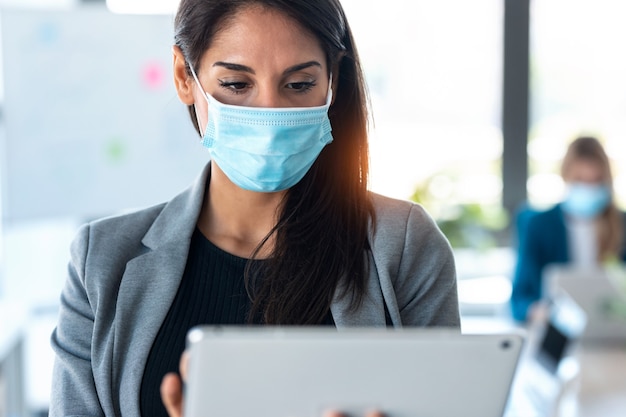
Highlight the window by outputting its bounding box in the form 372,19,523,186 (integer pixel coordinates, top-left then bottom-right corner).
343,0,505,248
529,0,626,208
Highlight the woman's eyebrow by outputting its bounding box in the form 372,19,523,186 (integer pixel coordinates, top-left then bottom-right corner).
212,60,322,75
213,61,255,73
283,61,322,75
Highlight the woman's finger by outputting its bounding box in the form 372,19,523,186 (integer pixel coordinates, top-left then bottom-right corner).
179,350,190,381
161,372,184,417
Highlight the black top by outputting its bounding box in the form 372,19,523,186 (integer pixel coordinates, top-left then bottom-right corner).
139,228,335,417
139,228,253,417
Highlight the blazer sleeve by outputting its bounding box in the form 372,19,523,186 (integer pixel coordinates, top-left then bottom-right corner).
510,214,544,322
394,204,460,327
49,224,104,417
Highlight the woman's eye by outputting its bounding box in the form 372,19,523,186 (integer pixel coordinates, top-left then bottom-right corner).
218,80,250,94
286,81,316,93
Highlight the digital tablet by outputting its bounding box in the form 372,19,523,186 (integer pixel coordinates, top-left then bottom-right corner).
183,326,523,417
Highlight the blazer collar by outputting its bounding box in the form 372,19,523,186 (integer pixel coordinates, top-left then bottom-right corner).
141,163,211,249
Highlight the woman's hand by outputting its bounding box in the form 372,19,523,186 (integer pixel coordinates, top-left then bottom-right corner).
528,300,550,324
160,351,385,417
161,351,189,417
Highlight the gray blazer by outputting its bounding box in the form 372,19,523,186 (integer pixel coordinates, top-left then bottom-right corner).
50,164,459,417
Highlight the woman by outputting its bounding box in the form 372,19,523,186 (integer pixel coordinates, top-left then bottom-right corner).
49,1,460,416
511,136,626,322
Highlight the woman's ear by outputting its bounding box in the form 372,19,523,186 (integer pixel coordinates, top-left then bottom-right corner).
172,46,195,105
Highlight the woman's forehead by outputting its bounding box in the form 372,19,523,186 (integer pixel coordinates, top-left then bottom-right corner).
212,4,323,53
565,158,607,182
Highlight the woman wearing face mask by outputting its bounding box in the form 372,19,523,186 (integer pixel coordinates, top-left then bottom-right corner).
49,1,460,416
511,136,626,323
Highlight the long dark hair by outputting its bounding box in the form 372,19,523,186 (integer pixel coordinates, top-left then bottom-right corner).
174,0,373,324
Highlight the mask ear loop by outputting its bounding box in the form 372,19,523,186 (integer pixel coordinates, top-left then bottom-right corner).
188,63,211,138
188,64,210,102
327,73,334,105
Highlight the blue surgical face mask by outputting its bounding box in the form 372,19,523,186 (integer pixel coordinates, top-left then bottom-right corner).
561,182,611,218
189,65,333,193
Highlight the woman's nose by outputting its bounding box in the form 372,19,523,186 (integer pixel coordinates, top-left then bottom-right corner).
251,86,284,108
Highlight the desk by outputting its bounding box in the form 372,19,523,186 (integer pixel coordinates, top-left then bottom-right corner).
0,302,27,417
573,345,626,417
462,316,626,417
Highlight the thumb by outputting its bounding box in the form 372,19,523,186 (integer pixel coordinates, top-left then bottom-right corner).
161,372,184,417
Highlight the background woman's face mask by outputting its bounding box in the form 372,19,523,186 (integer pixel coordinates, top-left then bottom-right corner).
561,182,611,218
189,65,333,193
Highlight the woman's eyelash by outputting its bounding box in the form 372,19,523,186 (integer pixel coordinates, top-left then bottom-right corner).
218,80,250,95
287,81,317,93
217,80,318,95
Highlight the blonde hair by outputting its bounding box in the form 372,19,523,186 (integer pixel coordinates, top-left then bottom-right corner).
561,136,623,261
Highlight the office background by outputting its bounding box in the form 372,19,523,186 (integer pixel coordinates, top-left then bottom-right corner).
1,0,626,416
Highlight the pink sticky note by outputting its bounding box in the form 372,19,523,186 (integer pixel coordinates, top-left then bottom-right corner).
142,62,165,90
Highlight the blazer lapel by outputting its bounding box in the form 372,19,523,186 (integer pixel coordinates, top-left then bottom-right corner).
331,251,388,327
115,241,190,416
113,164,210,417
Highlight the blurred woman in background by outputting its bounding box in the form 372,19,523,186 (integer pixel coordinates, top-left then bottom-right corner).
511,136,626,322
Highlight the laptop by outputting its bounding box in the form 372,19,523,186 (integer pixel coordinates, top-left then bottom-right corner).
505,292,587,417
183,326,523,417
544,265,626,344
